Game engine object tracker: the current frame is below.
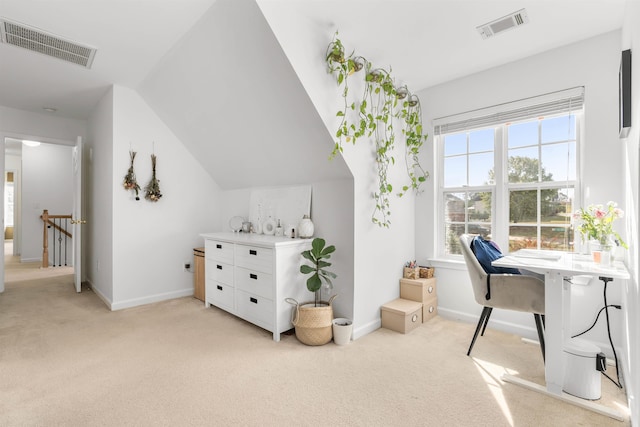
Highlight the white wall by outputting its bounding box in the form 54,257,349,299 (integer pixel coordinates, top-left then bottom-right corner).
21,143,74,264
87,87,115,302
417,31,626,352
620,0,640,421
110,85,222,309
259,2,416,338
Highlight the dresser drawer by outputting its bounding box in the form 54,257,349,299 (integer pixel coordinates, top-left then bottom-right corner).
205,240,234,264
234,267,273,299
235,245,273,274
236,289,274,328
205,279,235,312
207,260,234,285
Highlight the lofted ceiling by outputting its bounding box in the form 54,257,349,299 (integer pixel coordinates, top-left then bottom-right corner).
0,0,627,121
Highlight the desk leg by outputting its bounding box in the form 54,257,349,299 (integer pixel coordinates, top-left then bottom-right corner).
501,270,626,421
544,271,566,395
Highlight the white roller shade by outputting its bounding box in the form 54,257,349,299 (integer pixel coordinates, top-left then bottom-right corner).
433,86,584,135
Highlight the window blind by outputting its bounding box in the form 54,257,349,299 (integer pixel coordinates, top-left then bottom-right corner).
433,86,584,135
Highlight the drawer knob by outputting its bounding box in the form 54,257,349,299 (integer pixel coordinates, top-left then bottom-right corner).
412,314,418,323
250,273,258,280
429,306,434,313
216,244,222,249
250,297,258,304
428,286,434,293
249,249,257,256
217,265,223,270
217,285,223,291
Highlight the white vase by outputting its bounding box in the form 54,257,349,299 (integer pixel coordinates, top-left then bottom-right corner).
298,215,314,239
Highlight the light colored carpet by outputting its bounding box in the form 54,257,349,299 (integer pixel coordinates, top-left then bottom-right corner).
0,257,629,426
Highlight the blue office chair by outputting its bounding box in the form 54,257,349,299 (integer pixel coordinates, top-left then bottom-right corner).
459,234,546,361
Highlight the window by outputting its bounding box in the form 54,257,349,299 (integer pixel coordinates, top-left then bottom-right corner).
436,88,582,256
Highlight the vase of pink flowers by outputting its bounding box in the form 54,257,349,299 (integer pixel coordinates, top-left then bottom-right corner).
573,202,627,263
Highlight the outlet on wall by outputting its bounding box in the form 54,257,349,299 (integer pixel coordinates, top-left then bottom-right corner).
183,262,191,272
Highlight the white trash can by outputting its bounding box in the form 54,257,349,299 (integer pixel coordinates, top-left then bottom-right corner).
563,338,604,400
332,318,353,345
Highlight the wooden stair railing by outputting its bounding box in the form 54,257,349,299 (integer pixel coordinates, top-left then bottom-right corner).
40,209,72,268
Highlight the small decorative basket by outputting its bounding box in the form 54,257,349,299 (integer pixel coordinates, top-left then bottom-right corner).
419,267,435,278
403,267,420,280
286,295,336,346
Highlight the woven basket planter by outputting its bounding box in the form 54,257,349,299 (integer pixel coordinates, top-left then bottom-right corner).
286,295,336,346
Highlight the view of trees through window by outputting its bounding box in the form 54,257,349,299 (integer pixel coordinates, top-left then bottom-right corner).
441,113,577,256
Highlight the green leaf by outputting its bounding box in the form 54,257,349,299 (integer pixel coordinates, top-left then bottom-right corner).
300,264,315,274
337,73,344,85
311,238,326,254
317,260,332,269
336,111,344,117
306,275,322,293
418,176,427,182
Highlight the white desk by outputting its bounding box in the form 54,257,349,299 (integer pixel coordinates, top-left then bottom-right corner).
493,250,629,420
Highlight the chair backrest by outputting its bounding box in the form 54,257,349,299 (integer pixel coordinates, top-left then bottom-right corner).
459,234,490,305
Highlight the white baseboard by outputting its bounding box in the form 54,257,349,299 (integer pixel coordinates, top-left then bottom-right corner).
85,279,112,309
84,281,193,312
111,288,194,311
353,318,381,340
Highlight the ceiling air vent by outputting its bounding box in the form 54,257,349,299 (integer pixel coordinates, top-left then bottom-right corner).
477,9,529,40
0,17,96,68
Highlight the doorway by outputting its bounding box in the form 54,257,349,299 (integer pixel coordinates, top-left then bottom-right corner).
3,136,76,287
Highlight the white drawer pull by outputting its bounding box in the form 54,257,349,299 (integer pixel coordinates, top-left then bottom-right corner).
428,286,434,293
412,314,418,322
429,306,434,313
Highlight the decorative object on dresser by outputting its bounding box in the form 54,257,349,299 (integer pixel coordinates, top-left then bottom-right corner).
297,214,314,239
201,232,312,342
286,237,337,346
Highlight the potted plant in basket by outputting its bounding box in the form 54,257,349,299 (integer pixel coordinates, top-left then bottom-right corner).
286,238,337,346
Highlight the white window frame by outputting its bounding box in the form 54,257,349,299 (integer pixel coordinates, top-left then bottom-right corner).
435,88,583,258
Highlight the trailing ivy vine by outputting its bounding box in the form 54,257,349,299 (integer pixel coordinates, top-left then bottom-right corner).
326,32,429,228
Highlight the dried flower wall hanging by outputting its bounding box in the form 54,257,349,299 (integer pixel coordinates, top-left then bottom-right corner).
123,150,141,200
144,153,162,202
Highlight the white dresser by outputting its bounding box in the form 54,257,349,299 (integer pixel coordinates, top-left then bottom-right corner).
201,232,312,341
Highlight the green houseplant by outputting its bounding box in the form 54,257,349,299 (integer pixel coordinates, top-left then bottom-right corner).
300,237,337,306
286,237,337,346
326,32,429,228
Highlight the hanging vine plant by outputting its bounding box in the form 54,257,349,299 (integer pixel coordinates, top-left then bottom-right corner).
326,32,429,227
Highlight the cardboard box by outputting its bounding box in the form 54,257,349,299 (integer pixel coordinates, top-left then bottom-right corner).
400,279,437,323
400,278,437,303
381,298,423,334
422,295,438,323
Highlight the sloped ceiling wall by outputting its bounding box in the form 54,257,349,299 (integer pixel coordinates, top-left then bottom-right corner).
138,0,350,190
